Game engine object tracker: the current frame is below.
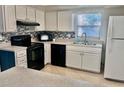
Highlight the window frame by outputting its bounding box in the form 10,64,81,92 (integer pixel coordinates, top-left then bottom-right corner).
74,12,103,40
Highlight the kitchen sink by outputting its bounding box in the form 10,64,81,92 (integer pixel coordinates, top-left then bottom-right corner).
73,41,96,45
72,41,102,48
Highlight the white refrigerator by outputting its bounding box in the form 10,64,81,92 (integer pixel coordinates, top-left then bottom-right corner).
104,16,124,81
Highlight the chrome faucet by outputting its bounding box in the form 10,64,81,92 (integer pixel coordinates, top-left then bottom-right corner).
82,32,87,45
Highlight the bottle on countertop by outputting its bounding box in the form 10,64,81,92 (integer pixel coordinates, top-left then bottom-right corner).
53,38,56,42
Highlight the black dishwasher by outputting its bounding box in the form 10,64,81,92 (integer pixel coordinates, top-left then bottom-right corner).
51,44,66,67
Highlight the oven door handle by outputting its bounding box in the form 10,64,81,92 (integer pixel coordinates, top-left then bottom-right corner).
13,38,22,41
29,46,42,50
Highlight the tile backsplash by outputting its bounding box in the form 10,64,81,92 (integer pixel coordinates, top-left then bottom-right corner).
0,25,75,41
37,31,75,39
17,25,36,32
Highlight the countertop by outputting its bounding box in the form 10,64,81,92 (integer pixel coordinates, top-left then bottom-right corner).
0,38,102,52
0,67,98,87
0,42,27,52
32,39,103,48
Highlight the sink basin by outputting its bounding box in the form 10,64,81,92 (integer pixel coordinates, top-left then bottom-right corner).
73,42,85,44
72,41,102,48
73,41,96,45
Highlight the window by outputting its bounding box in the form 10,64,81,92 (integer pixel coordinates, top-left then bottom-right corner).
75,13,102,38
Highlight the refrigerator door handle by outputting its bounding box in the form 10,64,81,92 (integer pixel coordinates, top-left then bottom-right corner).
107,17,113,53
109,39,113,53
108,17,113,39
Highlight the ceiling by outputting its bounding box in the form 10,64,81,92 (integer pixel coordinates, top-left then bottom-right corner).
30,5,123,11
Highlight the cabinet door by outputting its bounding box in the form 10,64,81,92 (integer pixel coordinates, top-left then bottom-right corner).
44,43,51,64
58,11,73,31
82,52,101,73
35,10,45,31
4,5,16,32
16,6,26,20
0,6,5,32
66,51,82,69
45,12,57,31
27,7,35,21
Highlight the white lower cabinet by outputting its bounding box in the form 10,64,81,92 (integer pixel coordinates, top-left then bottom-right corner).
82,52,101,73
66,51,82,69
16,50,27,68
44,43,51,65
66,45,102,73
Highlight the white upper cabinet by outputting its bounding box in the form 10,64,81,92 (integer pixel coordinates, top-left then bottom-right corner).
27,7,35,22
58,11,73,32
16,6,27,20
35,10,45,31
45,11,57,31
4,5,16,32
0,6,5,32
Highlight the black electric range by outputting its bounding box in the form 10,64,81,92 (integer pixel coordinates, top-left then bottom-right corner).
11,35,44,70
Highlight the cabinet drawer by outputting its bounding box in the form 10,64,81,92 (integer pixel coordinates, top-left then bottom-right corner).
16,51,26,57
66,45,101,53
82,47,101,54
66,45,83,52
17,57,27,64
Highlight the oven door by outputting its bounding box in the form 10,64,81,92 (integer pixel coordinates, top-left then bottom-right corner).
27,44,44,70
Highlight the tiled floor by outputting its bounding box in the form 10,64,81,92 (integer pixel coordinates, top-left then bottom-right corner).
42,64,124,87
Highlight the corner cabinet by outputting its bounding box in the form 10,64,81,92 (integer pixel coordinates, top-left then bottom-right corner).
66,45,102,73
45,11,57,31
4,5,16,32
35,10,45,31
58,11,74,32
